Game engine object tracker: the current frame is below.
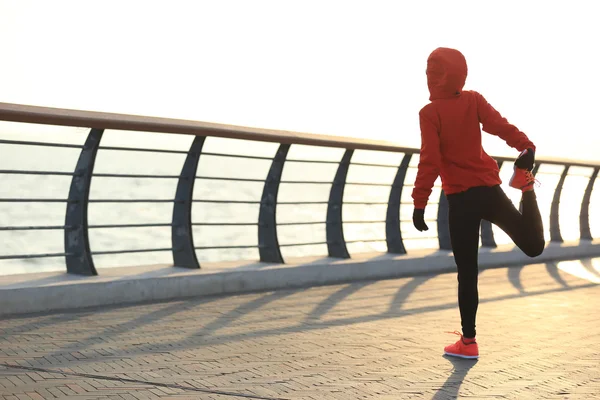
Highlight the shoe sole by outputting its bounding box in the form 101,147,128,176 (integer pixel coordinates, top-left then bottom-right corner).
444,351,479,359
508,167,520,189
509,167,523,190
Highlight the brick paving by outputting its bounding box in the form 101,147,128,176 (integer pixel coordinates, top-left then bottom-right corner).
1,258,600,399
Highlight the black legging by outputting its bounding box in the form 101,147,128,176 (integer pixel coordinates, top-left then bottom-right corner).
447,185,545,338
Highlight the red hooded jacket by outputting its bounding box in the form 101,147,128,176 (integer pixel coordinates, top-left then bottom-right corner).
412,48,536,209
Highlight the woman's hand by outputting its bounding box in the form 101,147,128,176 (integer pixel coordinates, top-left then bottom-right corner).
413,208,429,232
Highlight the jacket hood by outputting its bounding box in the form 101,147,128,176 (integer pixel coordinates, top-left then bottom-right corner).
426,47,468,101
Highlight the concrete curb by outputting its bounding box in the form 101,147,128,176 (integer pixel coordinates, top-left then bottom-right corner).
1,240,599,317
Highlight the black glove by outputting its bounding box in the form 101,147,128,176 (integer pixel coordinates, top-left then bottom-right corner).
413,208,429,232
515,148,535,171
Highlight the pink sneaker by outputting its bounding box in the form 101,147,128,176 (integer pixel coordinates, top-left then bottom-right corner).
509,167,537,192
444,331,479,359
510,149,539,192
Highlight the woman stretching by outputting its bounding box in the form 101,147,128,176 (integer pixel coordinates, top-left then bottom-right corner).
412,47,545,359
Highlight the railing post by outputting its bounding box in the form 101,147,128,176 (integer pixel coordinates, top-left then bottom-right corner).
386,153,412,254
327,149,353,258
480,219,496,248
437,190,452,250
172,136,205,268
64,128,103,275
550,165,570,242
580,167,598,241
258,144,290,263
480,160,504,247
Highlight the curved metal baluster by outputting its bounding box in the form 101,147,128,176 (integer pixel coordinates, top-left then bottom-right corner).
64,128,103,275
580,167,599,240
172,136,205,268
386,153,412,254
327,150,353,258
258,144,290,263
550,165,570,242
480,218,496,248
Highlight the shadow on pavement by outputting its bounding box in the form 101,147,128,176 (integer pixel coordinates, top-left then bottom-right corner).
386,274,438,314
4,259,599,367
581,258,600,278
305,281,378,321
507,264,525,293
545,262,570,287
432,356,478,400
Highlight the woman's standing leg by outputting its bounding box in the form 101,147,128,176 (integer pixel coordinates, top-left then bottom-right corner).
447,192,483,338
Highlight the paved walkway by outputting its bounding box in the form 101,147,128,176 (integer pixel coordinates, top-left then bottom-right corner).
1,258,600,399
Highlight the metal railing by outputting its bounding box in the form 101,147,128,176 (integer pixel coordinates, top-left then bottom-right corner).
1,102,599,275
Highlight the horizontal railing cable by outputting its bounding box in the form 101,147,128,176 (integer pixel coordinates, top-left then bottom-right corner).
279,241,329,247
280,180,393,187
95,173,271,182
196,176,265,182
202,152,275,161
93,173,181,179
0,198,74,203
87,222,260,228
88,199,181,203
91,248,176,256
0,225,70,231
285,159,416,169
98,145,188,155
346,238,387,243
348,162,410,168
0,252,72,260
0,139,82,149
340,201,390,205
194,244,259,250
88,223,174,229
0,198,437,206
286,158,342,165
277,220,389,226
192,222,258,226
0,198,416,205
0,170,76,176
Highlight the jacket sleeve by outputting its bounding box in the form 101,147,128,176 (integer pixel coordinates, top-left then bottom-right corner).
474,91,536,152
412,106,441,209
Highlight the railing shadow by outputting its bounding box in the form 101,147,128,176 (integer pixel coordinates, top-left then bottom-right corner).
386,274,437,314
101,265,597,358
545,262,570,287
16,295,227,360
4,260,599,368
505,262,574,294
507,264,526,293
305,281,377,321
581,258,600,278
191,290,298,337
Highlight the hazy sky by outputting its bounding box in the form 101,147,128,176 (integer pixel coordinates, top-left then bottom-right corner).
1,0,598,160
